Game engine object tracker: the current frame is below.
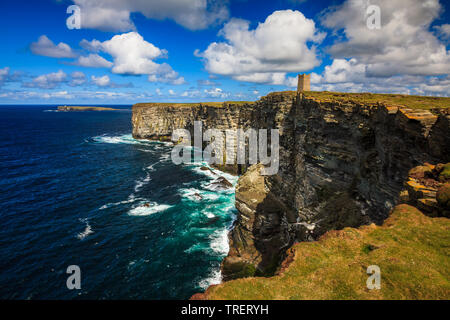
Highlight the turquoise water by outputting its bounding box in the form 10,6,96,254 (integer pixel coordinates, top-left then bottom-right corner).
0,106,237,299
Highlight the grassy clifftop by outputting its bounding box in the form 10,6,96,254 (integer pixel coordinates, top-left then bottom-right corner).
133,91,449,111
196,204,450,300
303,91,450,110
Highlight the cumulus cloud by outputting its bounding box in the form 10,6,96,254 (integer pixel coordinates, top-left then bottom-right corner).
0,89,147,102
91,75,111,87
434,24,450,40
23,70,68,89
0,67,9,84
204,87,229,98
90,75,133,88
72,0,229,31
147,64,186,85
81,32,184,84
306,0,450,96
321,0,450,77
196,10,325,85
21,70,126,90
74,54,113,68
310,58,450,96
69,71,87,86
30,35,77,58
0,67,19,86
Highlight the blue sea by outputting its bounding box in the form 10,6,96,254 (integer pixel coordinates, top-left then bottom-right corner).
0,105,237,299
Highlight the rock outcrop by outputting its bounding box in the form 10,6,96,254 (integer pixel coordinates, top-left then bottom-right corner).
132,91,450,281
399,162,450,217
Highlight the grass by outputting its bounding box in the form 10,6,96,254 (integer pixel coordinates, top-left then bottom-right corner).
200,204,450,300
133,91,449,111
302,91,450,110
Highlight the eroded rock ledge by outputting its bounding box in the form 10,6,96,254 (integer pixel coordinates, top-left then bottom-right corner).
131,91,450,282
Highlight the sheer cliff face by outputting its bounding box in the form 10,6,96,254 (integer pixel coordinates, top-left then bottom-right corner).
132,92,450,280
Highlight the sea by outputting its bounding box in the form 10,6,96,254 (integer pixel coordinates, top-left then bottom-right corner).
0,105,238,299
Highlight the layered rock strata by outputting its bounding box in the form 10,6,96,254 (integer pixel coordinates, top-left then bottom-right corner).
132,92,450,280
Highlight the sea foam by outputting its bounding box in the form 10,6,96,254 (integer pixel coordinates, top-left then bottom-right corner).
128,202,173,216
77,220,93,240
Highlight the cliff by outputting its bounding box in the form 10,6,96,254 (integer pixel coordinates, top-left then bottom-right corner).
131,91,450,284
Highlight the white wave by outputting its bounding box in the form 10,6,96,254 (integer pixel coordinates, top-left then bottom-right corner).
209,229,230,256
134,173,151,192
159,153,171,162
99,197,139,210
146,162,159,171
128,202,173,216
178,188,220,202
189,163,217,180
188,162,239,186
203,211,215,218
198,269,222,290
92,134,141,145
195,229,230,289
43,109,59,112
77,221,93,240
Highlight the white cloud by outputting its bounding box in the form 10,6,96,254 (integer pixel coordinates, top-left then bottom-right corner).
72,0,229,31
0,89,147,102
31,35,77,58
147,64,186,85
0,67,9,79
69,71,87,86
434,24,450,40
74,54,113,68
80,39,103,52
90,74,133,88
204,87,229,98
100,32,164,75
81,32,184,84
41,91,75,99
23,70,67,89
91,75,111,87
196,10,325,85
321,0,450,77
0,67,10,86
307,0,450,97
181,89,201,97
311,58,450,96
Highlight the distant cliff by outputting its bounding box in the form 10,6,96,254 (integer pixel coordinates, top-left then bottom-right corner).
58,106,119,111
131,91,450,283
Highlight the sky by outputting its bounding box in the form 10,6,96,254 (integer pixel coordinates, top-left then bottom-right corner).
0,0,449,104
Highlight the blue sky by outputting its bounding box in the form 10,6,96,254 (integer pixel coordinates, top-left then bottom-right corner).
0,0,449,104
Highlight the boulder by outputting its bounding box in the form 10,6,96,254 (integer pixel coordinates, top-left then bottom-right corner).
207,176,233,191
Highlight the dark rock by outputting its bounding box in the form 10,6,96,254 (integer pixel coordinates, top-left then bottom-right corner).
207,176,233,191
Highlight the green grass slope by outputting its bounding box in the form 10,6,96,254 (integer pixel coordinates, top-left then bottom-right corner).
198,204,450,300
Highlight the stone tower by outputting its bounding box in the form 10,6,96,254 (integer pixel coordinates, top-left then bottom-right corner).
297,74,311,92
